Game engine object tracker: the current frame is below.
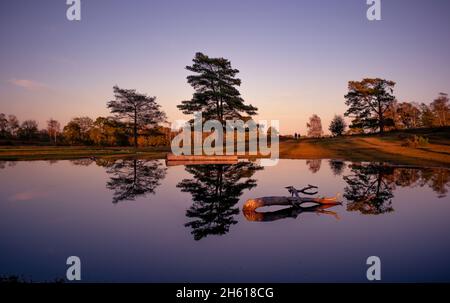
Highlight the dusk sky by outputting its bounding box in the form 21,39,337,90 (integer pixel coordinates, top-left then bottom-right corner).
1,0,449,134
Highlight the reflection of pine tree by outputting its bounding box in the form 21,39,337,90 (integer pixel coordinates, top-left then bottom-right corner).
343,164,395,215
177,162,262,241
105,159,166,203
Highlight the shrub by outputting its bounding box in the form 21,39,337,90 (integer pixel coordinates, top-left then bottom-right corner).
135,135,170,147
401,135,429,148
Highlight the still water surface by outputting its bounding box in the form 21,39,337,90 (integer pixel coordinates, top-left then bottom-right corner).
0,159,449,282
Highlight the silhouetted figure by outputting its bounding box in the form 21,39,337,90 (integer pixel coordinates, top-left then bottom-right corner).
177,161,262,241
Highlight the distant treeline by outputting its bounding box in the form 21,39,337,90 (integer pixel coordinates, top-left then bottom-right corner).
1,91,448,145
0,115,171,146
305,80,449,138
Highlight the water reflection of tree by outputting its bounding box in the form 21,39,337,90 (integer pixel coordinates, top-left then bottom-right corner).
104,159,167,203
306,159,322,173
70,158,93,166
177,162,262,241
386,167,449,198
343,164,450,215
0,161,16,170
343,164,395,215
328,160,346,176
420,168,449,198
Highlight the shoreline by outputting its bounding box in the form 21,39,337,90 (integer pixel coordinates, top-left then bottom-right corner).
1,128,449,167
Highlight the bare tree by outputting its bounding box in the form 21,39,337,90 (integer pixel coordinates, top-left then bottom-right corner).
19,120,38,140
47,118,61,143
0,113,7,138
7,115,19,137
420,103,435,127
430,93,449,127
307,114,323,137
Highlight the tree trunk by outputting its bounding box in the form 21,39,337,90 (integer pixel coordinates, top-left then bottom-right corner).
379,117,384,134
134,110,138,149
133,159,137,184
378,104,384,134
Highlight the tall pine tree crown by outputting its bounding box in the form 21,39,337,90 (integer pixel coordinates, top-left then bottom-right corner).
178,52,257,124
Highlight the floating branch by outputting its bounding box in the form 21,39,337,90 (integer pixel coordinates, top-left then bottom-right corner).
243,196,341,222
299,184,319,195
243,204,341,222
285,184,319,197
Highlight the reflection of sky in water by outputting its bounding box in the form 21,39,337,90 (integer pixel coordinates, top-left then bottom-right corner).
0,159,449,282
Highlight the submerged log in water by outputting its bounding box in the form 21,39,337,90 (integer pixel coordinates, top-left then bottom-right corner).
243,196,340,211
243,196,342,222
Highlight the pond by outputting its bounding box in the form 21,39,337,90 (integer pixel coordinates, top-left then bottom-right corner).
0,159,449,282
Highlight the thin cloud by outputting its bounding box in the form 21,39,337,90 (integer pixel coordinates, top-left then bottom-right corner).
8,78,49,91
9,191,48,201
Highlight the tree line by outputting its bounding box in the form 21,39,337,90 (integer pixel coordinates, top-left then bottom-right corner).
0,113,172,147
306,78,449,137
1,55,449,145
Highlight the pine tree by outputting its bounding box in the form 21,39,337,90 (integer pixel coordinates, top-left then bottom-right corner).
178,52,257,124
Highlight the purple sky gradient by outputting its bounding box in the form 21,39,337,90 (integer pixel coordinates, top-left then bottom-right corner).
1,0,449,134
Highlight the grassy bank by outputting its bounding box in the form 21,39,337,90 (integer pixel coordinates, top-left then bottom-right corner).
279,127,450,167
0,128,449,167
0,146,171,161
